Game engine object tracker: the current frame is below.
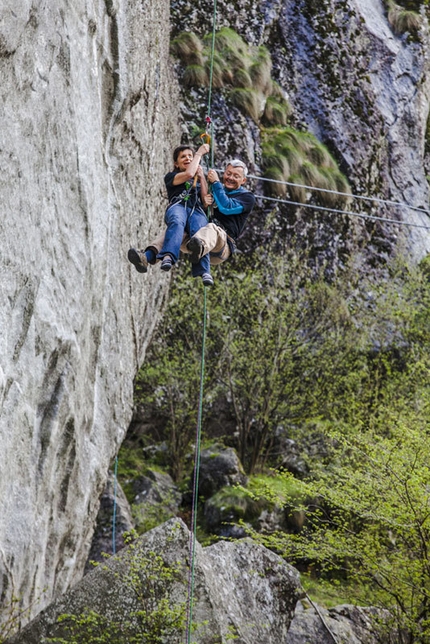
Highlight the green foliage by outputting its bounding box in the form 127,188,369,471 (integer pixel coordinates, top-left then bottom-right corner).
133,234,430,635
135,253,360,475
261,127,351,207
134,270,209,481
170,31,204,65
262,96,291,126
385,0,422,34
229,88,262,123
44,539,187,644
170,27,289,125
235,263,430,639
0,591,48,642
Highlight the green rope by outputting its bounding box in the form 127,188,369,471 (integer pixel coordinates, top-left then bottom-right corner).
185,5,217,640
112,456,118,554
185,288,208,643
206,0,217,126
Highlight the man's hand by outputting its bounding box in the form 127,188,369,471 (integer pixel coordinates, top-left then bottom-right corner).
196,165,205,178
207,169,220,184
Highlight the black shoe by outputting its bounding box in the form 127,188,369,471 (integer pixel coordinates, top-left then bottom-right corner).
202,273,214,287
160,255,173,272
128,248,148,273
187,237,204,264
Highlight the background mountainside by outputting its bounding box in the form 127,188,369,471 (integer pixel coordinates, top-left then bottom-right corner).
1,0,430,637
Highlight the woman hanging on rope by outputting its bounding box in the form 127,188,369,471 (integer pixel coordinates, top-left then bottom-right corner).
128,143,214,287
128,158,256,287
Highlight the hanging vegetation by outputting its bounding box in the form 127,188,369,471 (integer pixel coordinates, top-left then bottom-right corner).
261,127,352,208
171,27,351,208
170,27,290,126
383,0,422,34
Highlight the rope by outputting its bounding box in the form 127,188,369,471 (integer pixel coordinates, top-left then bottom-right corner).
185,2,217,641
185,289,208,643
303,591,339,643
112,456,118,555
249,173,430,217
213,166,430,219
255,194,430,231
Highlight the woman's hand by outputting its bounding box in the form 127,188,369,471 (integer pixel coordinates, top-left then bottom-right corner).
197,143,210,157
203,194,214,207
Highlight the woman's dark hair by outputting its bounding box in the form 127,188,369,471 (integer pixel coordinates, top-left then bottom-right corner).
173,145,194,164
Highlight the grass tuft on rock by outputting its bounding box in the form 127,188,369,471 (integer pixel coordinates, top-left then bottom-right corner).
170,27,290,126
261,127,351,207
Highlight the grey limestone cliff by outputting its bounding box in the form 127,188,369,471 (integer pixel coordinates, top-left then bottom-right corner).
2,0,430,636
0,0,180,622
172,0,430,264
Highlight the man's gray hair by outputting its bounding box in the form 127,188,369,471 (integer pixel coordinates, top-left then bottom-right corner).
227,159,248,177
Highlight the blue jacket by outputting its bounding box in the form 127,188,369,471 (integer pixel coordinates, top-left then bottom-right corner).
211,182,256,240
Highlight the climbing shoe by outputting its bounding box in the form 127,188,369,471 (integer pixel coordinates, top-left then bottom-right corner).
202,273,214,287
160,255,173,272
187,236,204,263
128,248,148,273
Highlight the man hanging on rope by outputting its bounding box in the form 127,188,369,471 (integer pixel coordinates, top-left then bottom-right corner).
128,158,255,284
186,159,255,267
128,142,214,286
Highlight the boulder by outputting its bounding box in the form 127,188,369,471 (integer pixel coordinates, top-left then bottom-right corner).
84,474,134,571
131,468,182,533
198,444,248,499
286,600,396,644
6,519,303,644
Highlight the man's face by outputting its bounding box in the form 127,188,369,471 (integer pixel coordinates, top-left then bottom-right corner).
223,164,246,191
175,149,194,172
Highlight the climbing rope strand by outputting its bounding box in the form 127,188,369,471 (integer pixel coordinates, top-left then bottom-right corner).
303,591,339,644
185,2,217,639
213,168,430,217
185,289,208,644
112,456,118,555
249,174,430,217
255,194,430,230
206,0,217,122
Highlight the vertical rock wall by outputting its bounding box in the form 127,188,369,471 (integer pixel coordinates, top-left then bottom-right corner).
0,0,179,620
171,0,430,263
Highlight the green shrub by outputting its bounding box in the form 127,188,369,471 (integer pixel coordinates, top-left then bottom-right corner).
262,96,290,126
183,64,208,88
170,31,204,65
261,127,351,207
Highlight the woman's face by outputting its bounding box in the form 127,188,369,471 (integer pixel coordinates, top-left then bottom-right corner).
175,148,194,172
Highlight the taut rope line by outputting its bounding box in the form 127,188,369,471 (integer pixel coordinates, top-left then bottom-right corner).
185,0,217,641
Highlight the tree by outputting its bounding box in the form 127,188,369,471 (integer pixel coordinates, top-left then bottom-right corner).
244,263,430,642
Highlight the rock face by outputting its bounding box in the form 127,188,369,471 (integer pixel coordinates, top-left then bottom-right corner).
6,519,303,644
286,600,394,644
172,0,430,265
0,0,180,620
84,475,134,571
2,0,430,634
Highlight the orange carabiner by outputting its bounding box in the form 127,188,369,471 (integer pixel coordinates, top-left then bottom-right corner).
200,132,211,146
